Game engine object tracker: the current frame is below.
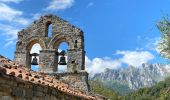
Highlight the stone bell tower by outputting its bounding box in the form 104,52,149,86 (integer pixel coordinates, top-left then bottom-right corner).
14,14,89,92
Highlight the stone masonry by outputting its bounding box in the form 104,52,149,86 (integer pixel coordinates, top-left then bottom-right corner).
0,55,106,100
14,14,89,93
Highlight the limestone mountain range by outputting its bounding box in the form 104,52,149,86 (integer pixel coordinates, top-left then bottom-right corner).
91,63,170,95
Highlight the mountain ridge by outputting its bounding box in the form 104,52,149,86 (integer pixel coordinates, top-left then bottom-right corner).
91,63,170,95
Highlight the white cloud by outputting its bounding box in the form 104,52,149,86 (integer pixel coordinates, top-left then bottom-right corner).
45,0,74,11
116,50,154,67
85,50,155,76
0,24,20,46
0,0,23,3
85,56,122,76
0,3,31,25
86,2,94,8
14,17,31,26
0,3,31,47
0,3,22,21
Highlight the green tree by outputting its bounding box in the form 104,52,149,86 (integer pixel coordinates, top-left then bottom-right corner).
157,16,170,59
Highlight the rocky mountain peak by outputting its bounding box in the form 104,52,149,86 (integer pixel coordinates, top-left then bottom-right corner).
92,63,170,91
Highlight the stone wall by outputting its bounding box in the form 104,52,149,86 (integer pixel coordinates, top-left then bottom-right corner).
55,71,90,92
0,72,89,100
14,14,85,72
14,14,89,93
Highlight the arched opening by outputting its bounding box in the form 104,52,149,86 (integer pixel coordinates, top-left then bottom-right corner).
46,22,52,37
57,42,68,73
30,43,42,71
48,34,75,49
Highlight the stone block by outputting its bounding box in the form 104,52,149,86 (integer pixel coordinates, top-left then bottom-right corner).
25,89,33,98
12,88,24,97
0,96,13,100
33,91,44,97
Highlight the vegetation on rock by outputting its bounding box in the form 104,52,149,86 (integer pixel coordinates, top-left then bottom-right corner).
89,80,122,100
123,76,170,100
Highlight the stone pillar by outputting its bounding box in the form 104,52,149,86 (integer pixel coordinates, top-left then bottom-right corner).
67,49,85,72
14,49,31,69
39,49,58,73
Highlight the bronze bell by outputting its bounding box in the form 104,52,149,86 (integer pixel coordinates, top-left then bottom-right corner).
58,50,67,65
58,56,67,65
30,53,39,65
31,56,38,65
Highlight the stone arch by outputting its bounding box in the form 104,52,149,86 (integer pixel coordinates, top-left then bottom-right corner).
23,37,46,69
25,37,46,50
48,34,74,49
14,14,89,92
14,14,85,73
47,34,74,73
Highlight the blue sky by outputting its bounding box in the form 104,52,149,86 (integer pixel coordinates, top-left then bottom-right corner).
0,0,170,74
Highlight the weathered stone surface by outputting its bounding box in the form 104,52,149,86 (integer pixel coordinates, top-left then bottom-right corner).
1,14,108,100
12,88,24,97
0,96,13,100
25,89,33,98
0,74,91,100
14,14,85,72
14,14,89,92
0,54,107,100
56,71,90,92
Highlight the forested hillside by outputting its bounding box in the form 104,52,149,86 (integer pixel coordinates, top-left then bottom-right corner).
89,81,121,100
123,77,170,100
